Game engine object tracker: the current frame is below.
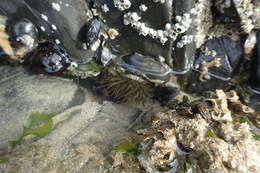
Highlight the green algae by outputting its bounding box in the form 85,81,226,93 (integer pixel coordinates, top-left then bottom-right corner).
86,61,103,73
164,95,190,110
116,139,141,158
0,157,8,164
11,112,56,147
22,112,56,137
233,117,250,124
206,129,217,138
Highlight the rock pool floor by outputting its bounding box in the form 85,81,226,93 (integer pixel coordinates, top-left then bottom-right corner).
0,65,158,173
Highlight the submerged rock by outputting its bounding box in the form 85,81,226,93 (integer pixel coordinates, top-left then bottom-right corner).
0,65,84,148
0,65,140,173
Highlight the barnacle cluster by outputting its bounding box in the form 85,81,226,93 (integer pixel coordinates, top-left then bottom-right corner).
123,12,193,45
129,90,260,173
113,0,132,11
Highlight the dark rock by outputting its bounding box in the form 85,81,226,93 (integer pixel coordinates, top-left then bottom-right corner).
193,36,243,80
211,1,241,28
0,0,94,62
171,0,196,74
96,0,173,61
249,31,260,94
153,85,179,104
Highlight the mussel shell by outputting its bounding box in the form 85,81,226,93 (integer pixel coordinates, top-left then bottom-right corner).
7,18,38,40
79,18,101,49
117,53,172,83
33,41,71,74
7,18,39,51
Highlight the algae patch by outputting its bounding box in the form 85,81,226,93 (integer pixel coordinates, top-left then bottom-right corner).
116,139,141,158
11,112,56,147
164,95,190,110
0,157,8,164
206,129,217,138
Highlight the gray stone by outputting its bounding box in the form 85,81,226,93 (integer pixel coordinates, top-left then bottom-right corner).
0,65,84,148
0,65,139,173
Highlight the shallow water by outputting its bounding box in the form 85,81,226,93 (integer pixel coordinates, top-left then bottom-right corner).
0,65,156,173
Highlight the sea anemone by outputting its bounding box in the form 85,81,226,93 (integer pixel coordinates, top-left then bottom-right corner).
101,69,154,104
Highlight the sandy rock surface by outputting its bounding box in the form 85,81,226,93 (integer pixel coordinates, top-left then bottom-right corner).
0,66,139,173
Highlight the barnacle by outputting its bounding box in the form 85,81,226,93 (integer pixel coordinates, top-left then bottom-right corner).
199,58,221,81
134,90,260,173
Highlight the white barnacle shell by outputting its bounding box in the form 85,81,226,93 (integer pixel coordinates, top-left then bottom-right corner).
139,4,148,12
113,0,131,11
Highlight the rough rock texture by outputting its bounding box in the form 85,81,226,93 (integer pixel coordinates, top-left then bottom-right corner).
134,90,260,173
0,65,139,173
0,65,85,148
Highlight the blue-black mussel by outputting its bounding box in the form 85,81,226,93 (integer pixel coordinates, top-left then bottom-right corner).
32,41,71,74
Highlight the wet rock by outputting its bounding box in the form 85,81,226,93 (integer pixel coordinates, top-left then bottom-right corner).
249,30,260,93
0,64,140,173
171,0,196,73
179,35,243,94
0,100,139,173
0,0,94,62
96,0,172,61
0,65,84,148
194,36,243,80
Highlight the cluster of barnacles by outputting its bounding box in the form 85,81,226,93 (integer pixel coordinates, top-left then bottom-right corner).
123,11,193,45
134,90,259,172
110,0,194,45
233,0,258,34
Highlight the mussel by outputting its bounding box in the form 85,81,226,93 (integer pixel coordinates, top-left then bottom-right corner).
79,18,101,50
117,53,172,83
33,41,71,74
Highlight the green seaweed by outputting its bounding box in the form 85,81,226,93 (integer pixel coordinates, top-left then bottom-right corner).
251,131,260,141
164,95,190,110
22,112,56,137
206,129,217,138
116,140,141,158
177,160,192,173
11,112,56,147
233,117,250,124
254,134,260,141
0,157,8,164
86,61,103,73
